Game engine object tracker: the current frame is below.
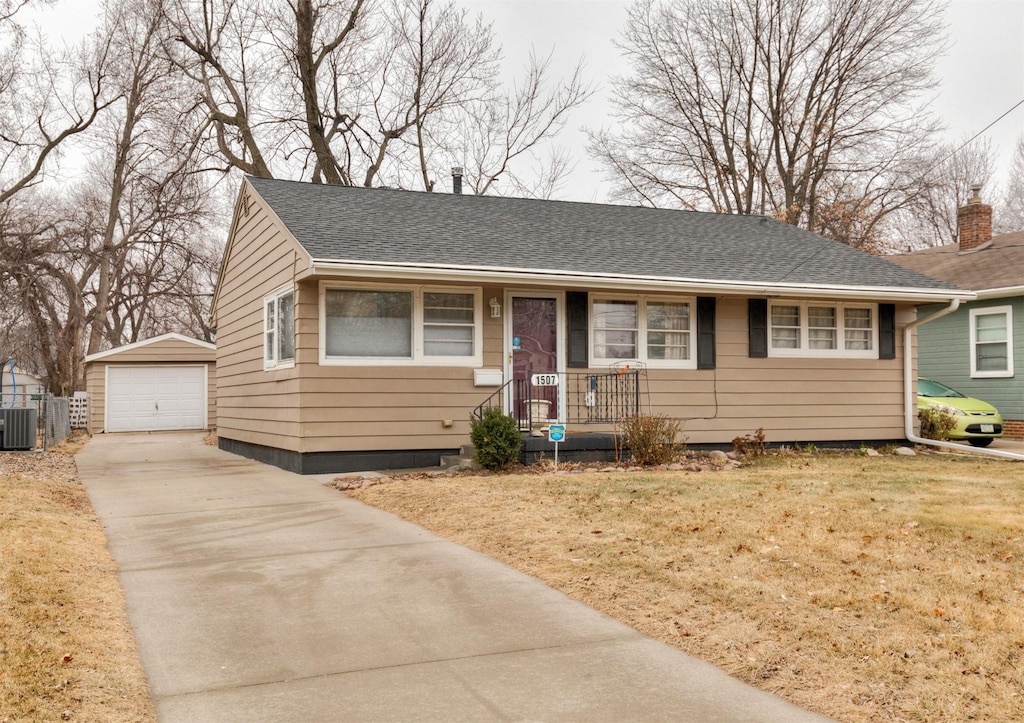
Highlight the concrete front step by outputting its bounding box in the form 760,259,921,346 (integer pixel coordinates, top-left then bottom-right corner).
440,446,480,471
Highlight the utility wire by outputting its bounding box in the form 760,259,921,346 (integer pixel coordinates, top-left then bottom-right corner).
929,96,1024,172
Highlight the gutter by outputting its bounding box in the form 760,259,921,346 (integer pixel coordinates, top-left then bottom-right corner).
903,299,1024,461
310,259,974,304
976,284,1024,300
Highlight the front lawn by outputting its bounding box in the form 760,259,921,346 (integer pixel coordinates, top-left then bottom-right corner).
347,452,1024,722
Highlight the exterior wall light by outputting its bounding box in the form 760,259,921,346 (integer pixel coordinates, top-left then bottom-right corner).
489,297,501,318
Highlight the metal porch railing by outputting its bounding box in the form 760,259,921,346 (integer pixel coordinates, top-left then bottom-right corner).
472,369,644,430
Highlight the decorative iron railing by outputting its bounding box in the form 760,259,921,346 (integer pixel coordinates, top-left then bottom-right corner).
472,369,643,430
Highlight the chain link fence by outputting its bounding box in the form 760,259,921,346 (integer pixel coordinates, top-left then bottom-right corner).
0,392,85,451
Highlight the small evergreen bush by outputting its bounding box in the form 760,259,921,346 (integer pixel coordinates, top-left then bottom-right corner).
619,414,685,466
470,406,522,471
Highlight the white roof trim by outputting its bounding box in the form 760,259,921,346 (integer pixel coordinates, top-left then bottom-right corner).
84,333,216,363
975,285,1024,300
310,259,975,303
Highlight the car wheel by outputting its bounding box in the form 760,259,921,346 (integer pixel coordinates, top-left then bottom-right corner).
968,438,993,448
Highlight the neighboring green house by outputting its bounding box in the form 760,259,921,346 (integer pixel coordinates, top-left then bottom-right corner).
890,190,1024,439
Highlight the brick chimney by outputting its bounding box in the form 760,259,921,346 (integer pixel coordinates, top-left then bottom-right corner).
957,183,992,253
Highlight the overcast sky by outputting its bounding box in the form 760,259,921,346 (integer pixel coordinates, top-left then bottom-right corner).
30,0,1024,203
464,0,1024,202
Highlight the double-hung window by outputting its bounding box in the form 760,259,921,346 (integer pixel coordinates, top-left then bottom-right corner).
264,286,295,369
591,296,693,367
321,284,481,365
970,306,1013,377
768,302,876,357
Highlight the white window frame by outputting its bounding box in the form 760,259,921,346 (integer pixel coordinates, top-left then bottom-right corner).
319,281,483,366
969,305,1013,378
590,295,696,369
768,301,878,358
263,284,295,370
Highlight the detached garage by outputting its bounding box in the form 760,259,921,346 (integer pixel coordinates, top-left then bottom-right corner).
84,333,216,434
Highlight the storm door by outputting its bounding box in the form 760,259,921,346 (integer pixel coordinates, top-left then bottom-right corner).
508,295,561,426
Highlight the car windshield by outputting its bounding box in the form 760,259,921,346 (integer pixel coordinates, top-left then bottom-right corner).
917,379,966,398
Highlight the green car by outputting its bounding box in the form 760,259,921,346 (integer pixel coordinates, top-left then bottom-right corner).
917,378,1004,447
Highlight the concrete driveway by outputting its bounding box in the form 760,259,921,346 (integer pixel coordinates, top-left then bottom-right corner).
77,432,829,722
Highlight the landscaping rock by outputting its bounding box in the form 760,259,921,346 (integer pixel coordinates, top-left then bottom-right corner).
708,450,729,461
864,448,880,456
893,446,917,456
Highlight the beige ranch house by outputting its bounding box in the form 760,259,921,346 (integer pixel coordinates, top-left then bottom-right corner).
213,176,968,474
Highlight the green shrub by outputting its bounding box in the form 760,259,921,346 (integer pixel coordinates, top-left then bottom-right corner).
470,406,522,471
619,414,685,466
919,406,957,440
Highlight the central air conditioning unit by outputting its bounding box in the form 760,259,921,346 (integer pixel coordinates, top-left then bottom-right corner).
0,408,38,450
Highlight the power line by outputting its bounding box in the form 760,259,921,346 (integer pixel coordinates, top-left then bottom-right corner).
931,96,1024,171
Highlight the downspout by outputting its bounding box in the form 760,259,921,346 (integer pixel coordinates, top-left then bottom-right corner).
904,299,1024,460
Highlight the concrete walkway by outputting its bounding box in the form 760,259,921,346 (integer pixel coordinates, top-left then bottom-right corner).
77,432,830,722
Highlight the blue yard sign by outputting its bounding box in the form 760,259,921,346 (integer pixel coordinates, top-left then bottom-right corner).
548,424,566,468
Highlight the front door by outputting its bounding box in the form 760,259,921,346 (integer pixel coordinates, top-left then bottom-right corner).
508,295,560,425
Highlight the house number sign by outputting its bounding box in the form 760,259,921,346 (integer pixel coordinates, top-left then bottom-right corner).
531,373,559,386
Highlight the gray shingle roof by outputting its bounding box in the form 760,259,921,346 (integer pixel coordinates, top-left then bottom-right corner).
888,232,1024,292
247,176,957,292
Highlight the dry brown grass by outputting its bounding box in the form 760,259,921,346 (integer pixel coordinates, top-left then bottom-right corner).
0,438,155,723
348,452,1024,723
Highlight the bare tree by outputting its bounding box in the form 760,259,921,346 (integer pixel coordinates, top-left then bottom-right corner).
0,193,95,394
168,0,587,195
591,0,945,247
0,0,223,393
167,0,281,177
0,1,114,204
454,51,592,198
887,138,996,251
997,135,1024,234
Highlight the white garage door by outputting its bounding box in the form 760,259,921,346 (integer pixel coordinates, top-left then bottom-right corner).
106,366,207,432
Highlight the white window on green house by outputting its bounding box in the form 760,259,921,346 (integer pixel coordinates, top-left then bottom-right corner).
769,302,876,357
264,286,295,369
591,296,694,368
970,306,1013,377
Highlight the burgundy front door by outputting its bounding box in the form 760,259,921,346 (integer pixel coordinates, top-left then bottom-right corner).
510,296,558,424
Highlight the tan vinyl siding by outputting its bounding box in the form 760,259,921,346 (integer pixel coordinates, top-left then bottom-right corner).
92,338,214,363
566,297,912,443
293,365,482,453
213,183,308,451
85,363,104,433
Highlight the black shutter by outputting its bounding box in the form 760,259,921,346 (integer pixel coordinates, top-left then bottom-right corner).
878,303,896,360
696,296,716,369
748,298,768,358
566,291,588,368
